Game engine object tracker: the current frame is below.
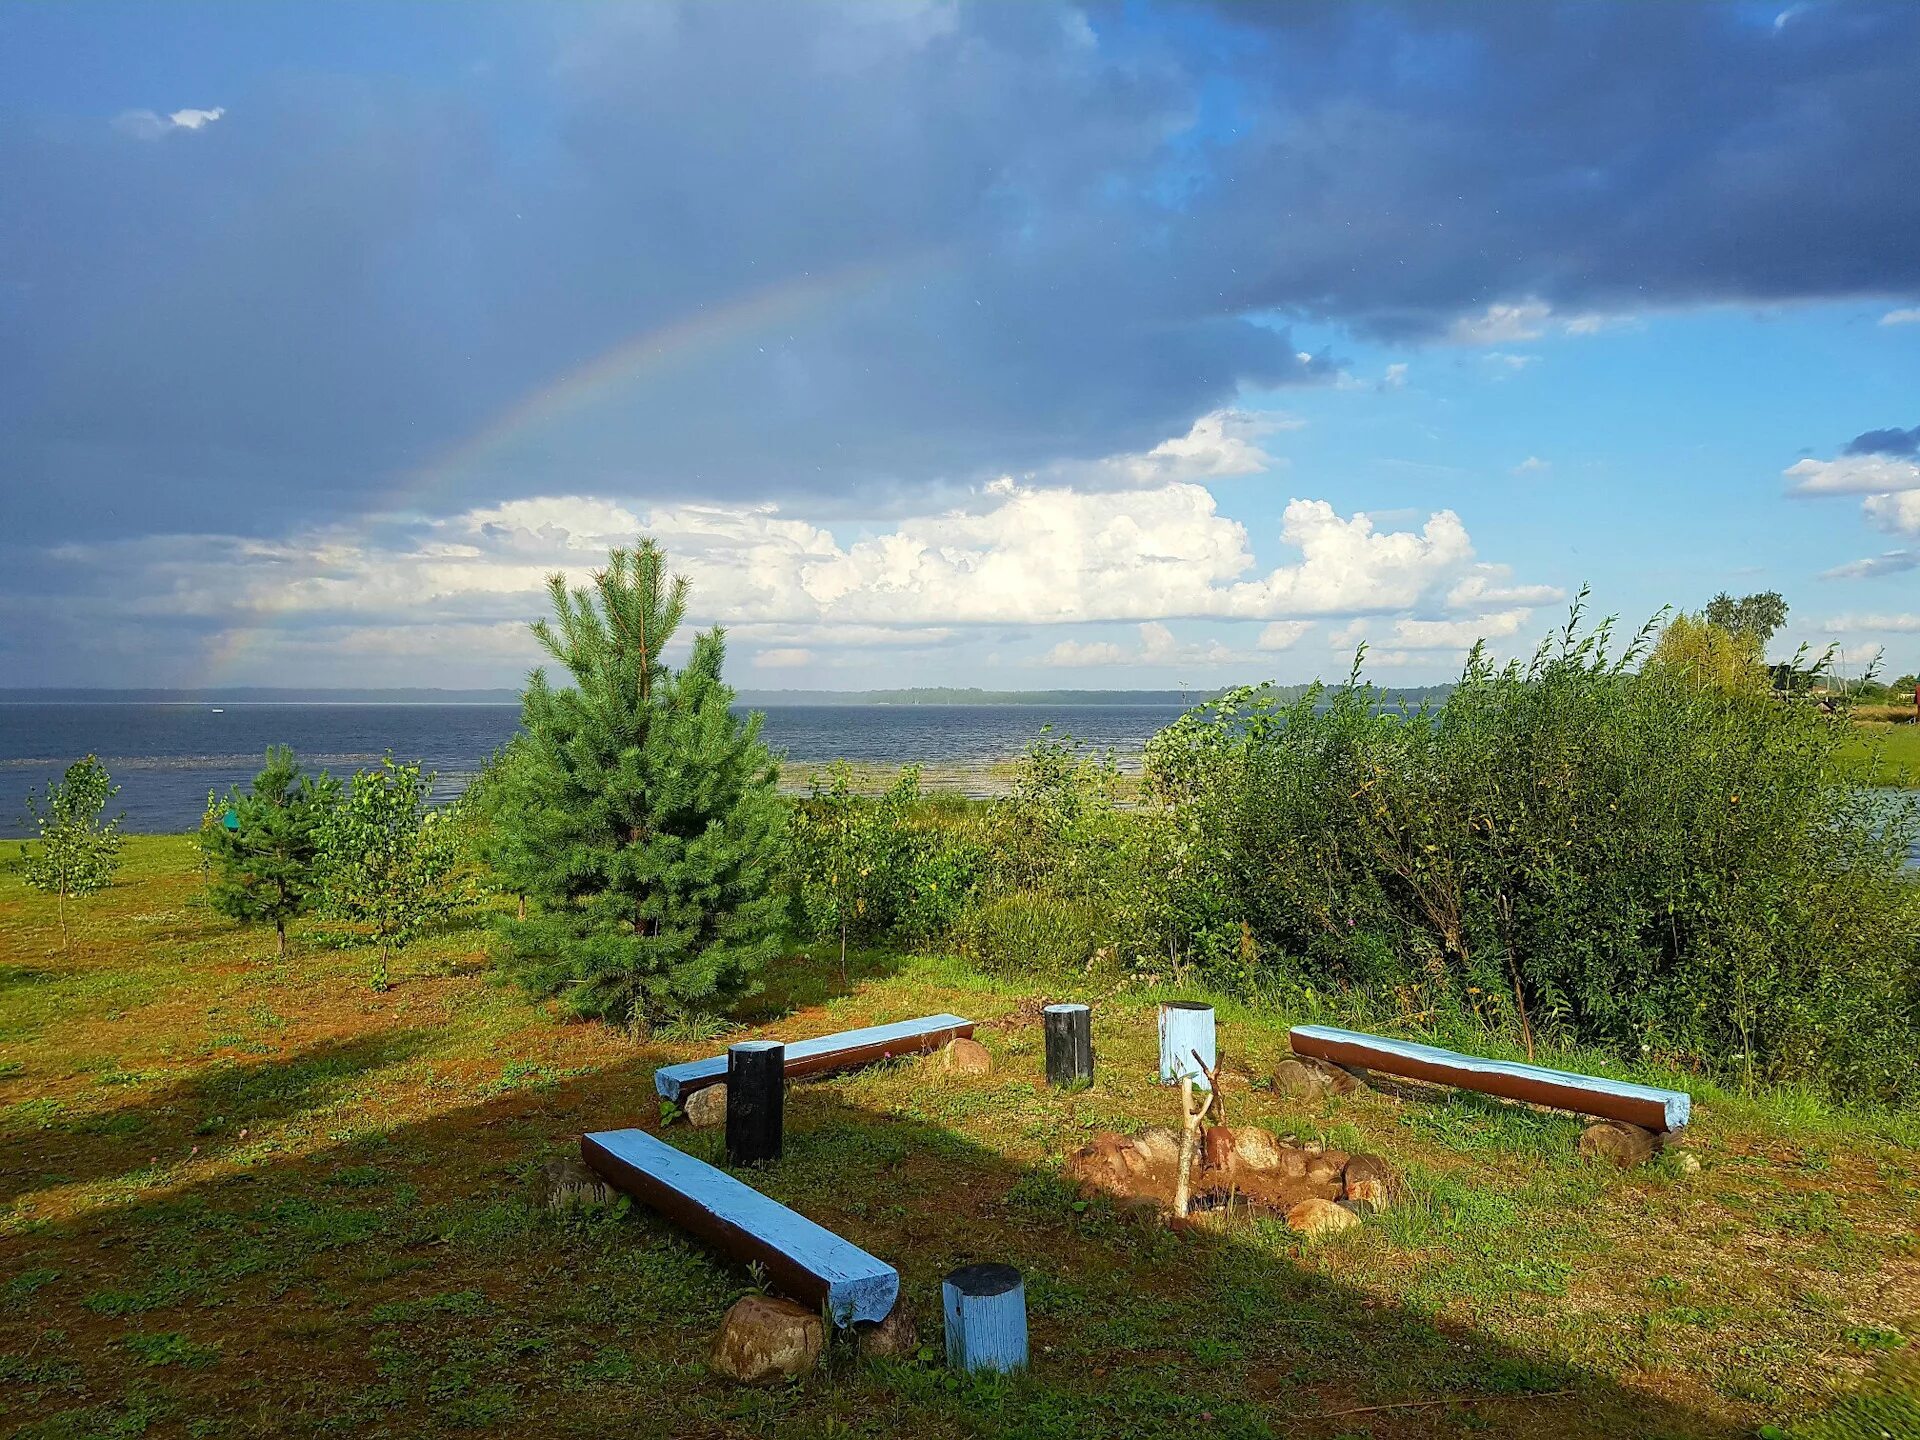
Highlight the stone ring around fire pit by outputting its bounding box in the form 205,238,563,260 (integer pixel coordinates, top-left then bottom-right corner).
1064,1124,1396,1237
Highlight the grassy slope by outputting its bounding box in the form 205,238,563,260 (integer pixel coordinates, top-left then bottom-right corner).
0,837,1915,1440
1837,721,1920,788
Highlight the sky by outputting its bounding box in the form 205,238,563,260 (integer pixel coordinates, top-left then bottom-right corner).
2,0,1918,691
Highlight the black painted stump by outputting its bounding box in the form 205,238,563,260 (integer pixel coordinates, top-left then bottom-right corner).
1042,1003,1093,1088
725,1041,784,1165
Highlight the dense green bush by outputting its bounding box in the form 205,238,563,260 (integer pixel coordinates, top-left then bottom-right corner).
786,763,978,972
1142,604,1920,1101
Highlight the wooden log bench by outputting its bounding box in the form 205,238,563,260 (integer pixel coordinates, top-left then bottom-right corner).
1288,1024,1691,1133
581,1128,899,1326
652,1013,975,1104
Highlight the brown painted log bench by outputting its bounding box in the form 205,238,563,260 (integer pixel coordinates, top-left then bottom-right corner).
1289,1024,1691,1133
652,1013,974,1104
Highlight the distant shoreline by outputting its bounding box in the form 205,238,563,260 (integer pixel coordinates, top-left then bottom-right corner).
0,683,1455,708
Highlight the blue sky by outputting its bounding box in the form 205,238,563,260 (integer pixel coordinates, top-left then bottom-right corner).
2,1,1917,689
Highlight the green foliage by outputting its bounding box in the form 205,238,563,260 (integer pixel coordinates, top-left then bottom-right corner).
14,755,123,952
1141,598,1920,1101
202,746,339,957
491,537,787,1027
316,756,466,991
1703,589,1789,648
786,762,976,974
1646,610,1768,693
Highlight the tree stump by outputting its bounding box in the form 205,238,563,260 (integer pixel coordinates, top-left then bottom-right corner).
942,1263,1028,1374
1043,1003,1093,1088
1158,1002,1216,1088
725,1042,784,1165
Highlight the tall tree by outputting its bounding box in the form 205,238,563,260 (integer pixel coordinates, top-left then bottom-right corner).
1704,590,1789,648
493,538,786,1029
16,755,123,952
204,746,338,958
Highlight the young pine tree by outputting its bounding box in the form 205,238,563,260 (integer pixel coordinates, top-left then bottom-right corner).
17,755,123,953
205,746,338,958
494,538,786,1029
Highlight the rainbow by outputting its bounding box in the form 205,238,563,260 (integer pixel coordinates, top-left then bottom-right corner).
201,252,935,684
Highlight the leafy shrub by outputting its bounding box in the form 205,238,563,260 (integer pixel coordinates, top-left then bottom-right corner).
1143,599,1920,1101
948,893,1110,977
14,755,123,951
786,763,981,964
316,756,468,991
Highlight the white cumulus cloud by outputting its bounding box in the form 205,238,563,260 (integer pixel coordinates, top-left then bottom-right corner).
113,105,226,140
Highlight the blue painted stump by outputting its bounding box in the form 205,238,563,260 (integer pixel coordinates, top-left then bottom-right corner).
942,1263,1028,1373
1158,1001,1216,1089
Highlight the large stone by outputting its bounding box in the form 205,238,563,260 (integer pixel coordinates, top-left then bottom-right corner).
1343,1153,1395,1208
710,1296,824,1384
1299,1056,1366,1098
1286,1197,1362,1238
1273,1058,1326,1102
1580,1121,1659,1169
684,1083,727,1130
940,1038,993,1076
1226,1126,1284,1174
855,1299,918,1360
542,1154,614,1213
1130,1126,1181,1169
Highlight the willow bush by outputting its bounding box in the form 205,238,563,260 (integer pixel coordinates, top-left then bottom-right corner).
1141,605,1920,1102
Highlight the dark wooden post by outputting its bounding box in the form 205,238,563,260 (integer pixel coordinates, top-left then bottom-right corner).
725,1041,784,1165
1042,1003,1093,1088
942,1263,1028,1373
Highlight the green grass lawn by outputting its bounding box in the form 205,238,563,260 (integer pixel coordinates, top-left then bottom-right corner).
2,836,1916,1438
1837,721,1920,788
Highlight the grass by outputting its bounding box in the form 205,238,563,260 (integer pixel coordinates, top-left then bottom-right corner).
1,835,1916,1438
1837,719,1920,788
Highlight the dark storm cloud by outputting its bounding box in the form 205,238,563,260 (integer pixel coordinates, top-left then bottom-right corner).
3,0,1918,546
1844,425,1920,457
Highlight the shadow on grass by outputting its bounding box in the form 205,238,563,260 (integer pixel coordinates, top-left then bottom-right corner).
0,1031,437,1209
0,1043,1747,1439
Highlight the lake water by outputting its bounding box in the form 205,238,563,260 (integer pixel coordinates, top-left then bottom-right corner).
0,702,1185,835
3,702,1915,869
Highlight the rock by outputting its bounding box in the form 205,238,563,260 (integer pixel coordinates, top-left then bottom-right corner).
710,1296,824,1384
1273,1058,1326,1102
1579,1121,1659,1168
1286,1197,1362,1238
1299,1056,1366,1098
1342,1154,1395,1206
543,1154,614,1213
1345,1178,1389,1212
1202,1126,1235,1173
1305,1155,1345,1187
1227,1126,1284,1174
684,1083,727,1129
1277,1147,1310,1179
940,1038,993,1076
855,1299,917,1360
1670,1150,1701,1175
1130,1126,1181,1169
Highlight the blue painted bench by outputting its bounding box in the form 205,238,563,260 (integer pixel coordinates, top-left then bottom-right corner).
581,1128,899,1326
1290,1024,1691,1132
653,1013,974,1103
